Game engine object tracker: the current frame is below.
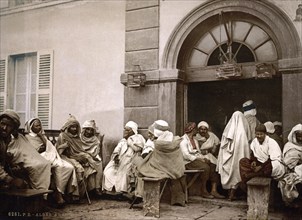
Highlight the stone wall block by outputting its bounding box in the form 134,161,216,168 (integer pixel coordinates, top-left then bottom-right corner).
282,72,302,139
125,49,158,72
124,84,158,107
124,106,158,129
126,28,159,51
126,7,159,31
126,0,158,11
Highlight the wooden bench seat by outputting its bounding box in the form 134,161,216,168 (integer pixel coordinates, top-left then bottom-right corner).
0,189,53,213
184,169,204,202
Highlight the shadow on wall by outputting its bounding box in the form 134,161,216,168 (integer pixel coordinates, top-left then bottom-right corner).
102,136,119,167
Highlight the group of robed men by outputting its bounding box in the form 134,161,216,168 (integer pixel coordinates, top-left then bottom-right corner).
1,101,302,209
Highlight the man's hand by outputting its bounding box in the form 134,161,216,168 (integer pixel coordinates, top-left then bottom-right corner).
251,161,262,172
10,178,26,189
78,157,88,164
114,155,119,165
38,145,46,153
199,158,210,164
251,161,257,169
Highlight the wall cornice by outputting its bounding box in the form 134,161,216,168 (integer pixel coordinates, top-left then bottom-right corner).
0,0,79,16
120,69,185,86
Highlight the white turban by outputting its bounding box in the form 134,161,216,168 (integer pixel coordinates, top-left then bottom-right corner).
125,121,138,134
197,121,209,129
273,121,282,127
243,100,257,116
153,120,170,138
82,120,97,131
264,121,275,134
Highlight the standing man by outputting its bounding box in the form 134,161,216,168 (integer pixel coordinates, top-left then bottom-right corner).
242,100,260,140
217,111,252,200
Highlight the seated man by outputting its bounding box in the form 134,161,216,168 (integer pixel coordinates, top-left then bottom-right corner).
80,119,103,195
56,114,102,199
24,118,79,205
278,124,302,208
0,110,51,191
180,122,224,199
273,121,283,138
264,121,283,150
102,121,145,196
141,124,156,159
134,120,185,201
239,124,285,187
195,121,220,163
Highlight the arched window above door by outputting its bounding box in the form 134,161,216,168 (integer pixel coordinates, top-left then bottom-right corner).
188,19,278,68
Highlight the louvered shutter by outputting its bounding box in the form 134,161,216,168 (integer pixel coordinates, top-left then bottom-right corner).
36,50,53,128
0,58,7,113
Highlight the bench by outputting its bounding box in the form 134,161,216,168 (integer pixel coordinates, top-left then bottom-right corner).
0,189,53,213
139,170,204,217
142,177,168,218
184,169,204,203
247,177,271,220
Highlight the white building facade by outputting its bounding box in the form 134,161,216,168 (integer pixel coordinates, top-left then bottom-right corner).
1,0,301,161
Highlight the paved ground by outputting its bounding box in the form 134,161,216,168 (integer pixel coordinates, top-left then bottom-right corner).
38,195,301,220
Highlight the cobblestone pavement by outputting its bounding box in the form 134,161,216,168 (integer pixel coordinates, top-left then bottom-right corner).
40,196,301,220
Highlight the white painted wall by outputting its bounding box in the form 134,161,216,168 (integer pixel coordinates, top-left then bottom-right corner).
0,0,126,141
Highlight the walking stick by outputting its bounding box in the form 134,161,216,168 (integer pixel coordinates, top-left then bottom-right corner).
83,179,91,205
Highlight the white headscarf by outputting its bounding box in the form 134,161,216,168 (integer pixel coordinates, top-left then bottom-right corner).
243,100,257,116
197,121,209,129
125,121,138,134
287,124,302,146
264,121,275,134
153,120,170,138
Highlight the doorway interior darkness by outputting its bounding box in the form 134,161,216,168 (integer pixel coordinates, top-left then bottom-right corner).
187,77,282,139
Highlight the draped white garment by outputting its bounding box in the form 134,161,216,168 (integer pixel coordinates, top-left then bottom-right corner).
250,136,285,179
180,134,217,165
26,133,78,195
102,134,145,193
216,111,251,189
278,124,302,203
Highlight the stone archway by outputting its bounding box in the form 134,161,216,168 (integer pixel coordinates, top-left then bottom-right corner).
161,0,302,136
162,0,301,69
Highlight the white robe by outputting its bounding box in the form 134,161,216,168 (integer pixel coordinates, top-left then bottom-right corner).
102,134,145,193
278,124,302,203
195,132,220,165
180,134,217,165
25,133,79,195
216,111,252,189
250,136,285,180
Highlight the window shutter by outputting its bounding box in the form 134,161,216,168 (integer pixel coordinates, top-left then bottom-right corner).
0,58,7,113
36,50,53,128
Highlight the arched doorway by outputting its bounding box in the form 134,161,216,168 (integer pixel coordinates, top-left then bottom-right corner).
162,0,301,136
181,11,282,138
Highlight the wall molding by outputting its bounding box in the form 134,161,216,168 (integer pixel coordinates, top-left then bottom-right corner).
0,0,79,16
